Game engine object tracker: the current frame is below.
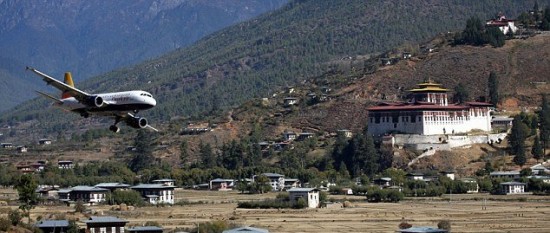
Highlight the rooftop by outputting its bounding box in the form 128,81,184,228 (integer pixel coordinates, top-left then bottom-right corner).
396,227,448,233
131,183,176,189
36,220,69,228
223,226,269,233
128,226,164,232
85,216,128,224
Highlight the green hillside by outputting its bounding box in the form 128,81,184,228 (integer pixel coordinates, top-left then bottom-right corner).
1,0,548,137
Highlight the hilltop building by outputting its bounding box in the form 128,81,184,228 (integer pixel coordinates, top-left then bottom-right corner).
486,13,518,35
367,80,492,136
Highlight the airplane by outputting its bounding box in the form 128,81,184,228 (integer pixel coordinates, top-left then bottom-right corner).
26,66,158,133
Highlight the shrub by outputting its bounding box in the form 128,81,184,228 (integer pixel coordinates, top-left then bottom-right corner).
437,220,451,231
8,209,22,226
0,218,11,231
293,197,307,209
75,200,86,213
399,221,412,229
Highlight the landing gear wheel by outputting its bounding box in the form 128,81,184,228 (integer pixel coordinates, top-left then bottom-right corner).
109,125,120,133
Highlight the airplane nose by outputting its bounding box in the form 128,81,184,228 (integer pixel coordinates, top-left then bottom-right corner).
150,97,157,107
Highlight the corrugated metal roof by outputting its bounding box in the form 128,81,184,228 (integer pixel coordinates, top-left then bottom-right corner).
131,184,176,189
36,220,69,228
396,226,447,233
128,226,163,232
85,216,128,223
222,226,269,233
288,188,319,192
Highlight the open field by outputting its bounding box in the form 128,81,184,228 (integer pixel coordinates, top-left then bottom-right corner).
0,189,547,233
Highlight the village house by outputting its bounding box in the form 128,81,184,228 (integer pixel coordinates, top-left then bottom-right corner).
223,226,269,233
16,145,27,153
36,186,59,200
152,178,176,186
490,171,520,180
35,220,69,233
0,143,13,148
367,80,492,136
288,187,320,208
16,164,34,174
95,183,131,192
460,178,479,193
283,131,297,141
85,216,128,233
128,226,164,233
374,177,392,187
337,129,353,138
39,139,52,145
254,173,285,191
499,181,527,195
406,173,424,181
58,160,74,169
283,178,301,190
530,164,550,175
69,186,108,205
527,175,550,183
486,13,518,35
441,170,455,180
491,116,513,132
131,183,175,204
297,132,314,141
284,97,298,106
209,178,235,191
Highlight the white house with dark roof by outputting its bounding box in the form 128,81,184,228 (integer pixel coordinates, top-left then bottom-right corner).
283,178,301,190
85,216,128,233
58,160,74,169
70,186,108,205
499,181,527,195
209,178,235,190
288,188,320,208
283,131,297,141
131,183,175,204
460,178,479,193
254,173,285,191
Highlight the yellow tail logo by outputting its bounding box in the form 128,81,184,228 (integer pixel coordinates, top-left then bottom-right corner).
61,72,74,99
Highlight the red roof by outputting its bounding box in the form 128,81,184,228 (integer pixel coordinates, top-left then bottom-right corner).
367,104,468,111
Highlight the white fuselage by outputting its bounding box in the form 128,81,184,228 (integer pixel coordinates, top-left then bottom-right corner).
58,90,156,115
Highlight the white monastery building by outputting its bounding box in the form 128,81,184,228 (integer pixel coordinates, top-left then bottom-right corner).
367,81,492,136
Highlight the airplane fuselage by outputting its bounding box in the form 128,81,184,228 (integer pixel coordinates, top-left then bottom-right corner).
57,90,156,115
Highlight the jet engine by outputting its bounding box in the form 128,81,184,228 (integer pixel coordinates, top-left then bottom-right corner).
84,95,104,108
126,116,148,129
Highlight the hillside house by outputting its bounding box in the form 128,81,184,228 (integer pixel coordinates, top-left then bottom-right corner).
254,173,285,191
0,143,13,148
288,188,320,208
209,178,234,190
441,170,455,180
486,14,518,35
16,145,27,153
70,186,108,205
36,220,69,233
274,142,293,151
297,132,314,141
490,171,520,180
337,129,353,138
16,164,34,174
58,160,74,169
491,116,513,132
283,131,297,141
131,183,175,204
284,97,298,106
85,216,128,233
367,80,492,136
530,164,550,175
499,181,527,195
36,186,59,200
39,139,52,145
128,226,164,233
527,175,550,183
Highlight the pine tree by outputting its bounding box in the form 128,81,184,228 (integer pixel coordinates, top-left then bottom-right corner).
129,131,156,172
540,95,550,154
453,83,469,103
513,146,527,167
532,136,544,162
488,72,499,106
179,140,190,167
509,115,529,156
14,175,39,222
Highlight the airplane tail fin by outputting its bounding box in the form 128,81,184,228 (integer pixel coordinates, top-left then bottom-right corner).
61,72,74,99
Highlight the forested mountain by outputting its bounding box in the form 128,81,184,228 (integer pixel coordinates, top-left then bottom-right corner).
2,0,549,139
0,0,288,112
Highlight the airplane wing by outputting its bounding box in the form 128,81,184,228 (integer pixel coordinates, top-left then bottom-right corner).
26,66,91,101
35,90,63,104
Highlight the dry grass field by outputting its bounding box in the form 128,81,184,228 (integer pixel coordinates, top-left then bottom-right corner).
1,189,547,233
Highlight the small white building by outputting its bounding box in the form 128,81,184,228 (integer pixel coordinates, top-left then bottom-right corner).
283,131,297,141
288,188,320,208
152,178,175,186
38,139,52,145
460,178,479,193
254,173,285,191
209,178,234,190
406,173,424,181
499,181,526,195
58,160,74,169
284,97,298,106
131,183,175,204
